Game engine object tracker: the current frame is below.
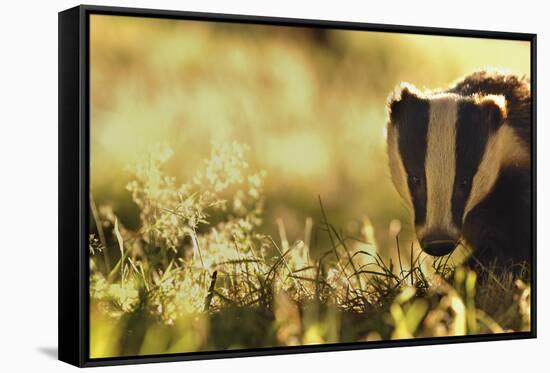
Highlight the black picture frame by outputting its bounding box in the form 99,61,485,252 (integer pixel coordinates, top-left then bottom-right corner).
58,4,537,367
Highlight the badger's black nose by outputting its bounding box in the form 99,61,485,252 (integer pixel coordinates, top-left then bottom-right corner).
421,235,456,257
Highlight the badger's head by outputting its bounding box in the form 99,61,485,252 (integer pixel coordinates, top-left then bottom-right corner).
386,83,521,257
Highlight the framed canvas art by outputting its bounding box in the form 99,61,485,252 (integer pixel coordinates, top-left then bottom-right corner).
58,5,536,367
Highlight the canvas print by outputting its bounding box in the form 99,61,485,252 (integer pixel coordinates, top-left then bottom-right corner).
88,14,532,358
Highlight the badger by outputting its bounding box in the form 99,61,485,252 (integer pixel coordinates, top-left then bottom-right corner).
386,71,531,271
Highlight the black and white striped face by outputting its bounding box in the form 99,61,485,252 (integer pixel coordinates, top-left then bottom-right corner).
387,85,508,257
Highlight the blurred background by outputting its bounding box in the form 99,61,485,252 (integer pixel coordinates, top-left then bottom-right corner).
90,14,530,257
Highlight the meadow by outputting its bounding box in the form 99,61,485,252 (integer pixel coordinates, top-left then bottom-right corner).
88,15,531,357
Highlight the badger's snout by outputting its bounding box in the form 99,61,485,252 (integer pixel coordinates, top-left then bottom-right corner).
420,233,457,257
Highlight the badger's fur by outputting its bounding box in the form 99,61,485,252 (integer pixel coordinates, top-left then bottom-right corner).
387,71,531,270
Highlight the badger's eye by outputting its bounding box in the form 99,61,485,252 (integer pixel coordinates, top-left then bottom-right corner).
409,175,421,187
459,178,471,190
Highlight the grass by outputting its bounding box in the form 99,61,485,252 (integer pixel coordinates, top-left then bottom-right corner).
89,143,531,358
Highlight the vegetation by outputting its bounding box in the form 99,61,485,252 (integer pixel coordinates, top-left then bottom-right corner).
89,144,530,358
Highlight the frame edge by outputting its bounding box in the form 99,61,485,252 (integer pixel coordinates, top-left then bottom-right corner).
58,5,85,368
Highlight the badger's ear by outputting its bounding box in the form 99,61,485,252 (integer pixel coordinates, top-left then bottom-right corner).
478,94,507,131
388,83,423,125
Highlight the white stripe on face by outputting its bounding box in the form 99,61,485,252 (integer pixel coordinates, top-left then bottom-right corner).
418,95,461,239
463,124,530,220
387,124,413,208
